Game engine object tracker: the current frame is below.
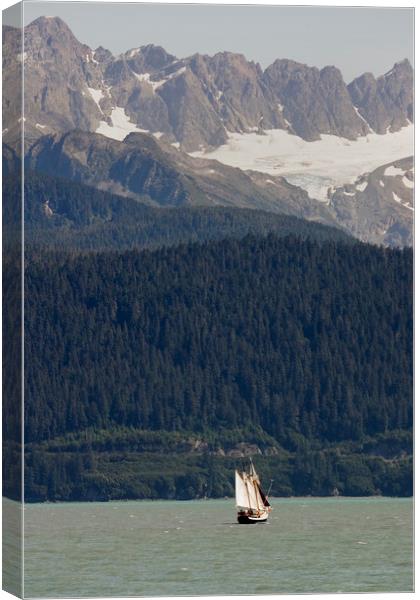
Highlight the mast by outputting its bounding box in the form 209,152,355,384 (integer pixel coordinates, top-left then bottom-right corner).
249,459,269,509
253,479,260,512
244,471,252,508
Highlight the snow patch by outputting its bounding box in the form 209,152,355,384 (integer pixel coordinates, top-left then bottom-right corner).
353,106,373,133
379,180,385,187
355,181,368,192
402,176,414,189
133,71,165,91
342,190,356,196
384,165,406,177
152,131,164,139
96,107,148,141
190,125,414,201
134,72,151,83
88,88,104,112
17,52,27,62
35,123,46,129
84,52,99,64
134,66,187,92
393,192,414,211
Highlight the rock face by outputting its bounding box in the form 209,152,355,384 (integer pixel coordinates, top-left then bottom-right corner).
329,156,414,246
2,24,22,152
3,16,413,152
348,60,413,134
20,17,105,147
187,52,285,133
263,60,369,140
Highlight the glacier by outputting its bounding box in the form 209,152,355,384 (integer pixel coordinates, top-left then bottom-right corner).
190,125,414,202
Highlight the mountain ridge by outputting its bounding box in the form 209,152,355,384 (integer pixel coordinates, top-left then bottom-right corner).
2,16,414,246
25,129,336,223
3,16,413,152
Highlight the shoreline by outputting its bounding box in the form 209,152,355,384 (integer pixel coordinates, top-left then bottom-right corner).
4,495,413,506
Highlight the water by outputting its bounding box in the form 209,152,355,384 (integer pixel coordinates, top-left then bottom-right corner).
19,497,413,597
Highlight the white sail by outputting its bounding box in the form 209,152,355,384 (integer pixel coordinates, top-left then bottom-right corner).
235,470,249,508
244,475,262,510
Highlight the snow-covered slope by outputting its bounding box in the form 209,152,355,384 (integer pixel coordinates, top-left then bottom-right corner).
329,157,413,246
190,125,414,202
96,107,148,140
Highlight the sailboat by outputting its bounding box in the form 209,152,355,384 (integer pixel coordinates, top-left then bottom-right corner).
235,459,272,524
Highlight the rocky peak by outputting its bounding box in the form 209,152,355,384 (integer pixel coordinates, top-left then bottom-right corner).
384,58,412,78
141,44,176,67
24,16,88,60
263,58,367,140
94,45,113,64
28,15,72,35
9,16,106,147
125,44,177,74
348,59,413,134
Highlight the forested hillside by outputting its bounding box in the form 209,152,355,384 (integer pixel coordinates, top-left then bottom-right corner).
17,235,412,501
5,172,353,250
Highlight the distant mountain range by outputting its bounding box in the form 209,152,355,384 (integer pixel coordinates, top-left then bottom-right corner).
2,16,414,246
3,16,413,151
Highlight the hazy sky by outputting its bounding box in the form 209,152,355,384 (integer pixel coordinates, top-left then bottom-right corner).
8,2,415,82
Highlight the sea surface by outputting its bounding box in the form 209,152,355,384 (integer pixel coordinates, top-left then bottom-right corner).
16,497,413,597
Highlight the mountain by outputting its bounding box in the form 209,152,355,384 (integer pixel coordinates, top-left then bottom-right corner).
3,16,413,152
2,16,414,246
24,130,413,246
25,129,335,223
348,60,413,135
329,157,413,247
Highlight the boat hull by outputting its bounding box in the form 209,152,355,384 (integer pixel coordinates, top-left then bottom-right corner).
237,513,268,524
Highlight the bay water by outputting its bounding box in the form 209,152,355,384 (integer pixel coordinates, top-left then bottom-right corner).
18,497,413,597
